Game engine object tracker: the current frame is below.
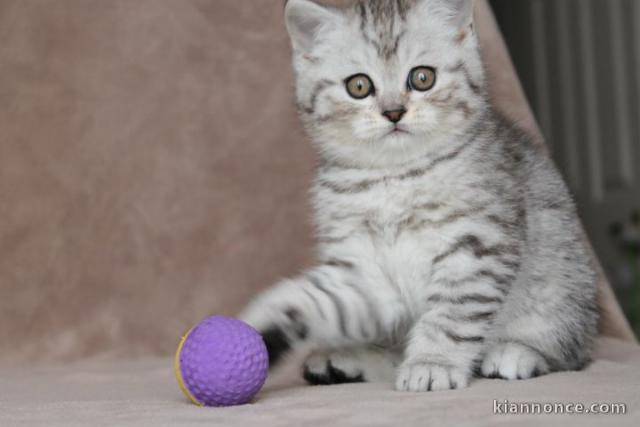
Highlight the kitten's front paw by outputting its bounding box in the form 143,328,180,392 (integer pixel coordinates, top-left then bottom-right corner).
395,362,469,392
240,303,308,368
260,326,295,367
303,352,365,385
481,342,549,380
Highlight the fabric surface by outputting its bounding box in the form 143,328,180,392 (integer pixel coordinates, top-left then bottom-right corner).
1,337,638,426
0,0,634,368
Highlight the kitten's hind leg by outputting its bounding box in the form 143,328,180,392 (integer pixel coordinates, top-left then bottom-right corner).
479,288,596,380
480,341,549,380
479,257,598,380
303,346,401,385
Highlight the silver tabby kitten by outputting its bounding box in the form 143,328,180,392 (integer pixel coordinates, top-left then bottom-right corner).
240,0,598,392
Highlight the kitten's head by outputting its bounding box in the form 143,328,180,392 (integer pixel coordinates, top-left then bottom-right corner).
285,0,486,168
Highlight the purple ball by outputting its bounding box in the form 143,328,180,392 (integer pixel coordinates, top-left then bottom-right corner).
175,316,268,407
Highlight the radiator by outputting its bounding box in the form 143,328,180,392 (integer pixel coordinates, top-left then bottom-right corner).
526,0,639,202
492,0,640,293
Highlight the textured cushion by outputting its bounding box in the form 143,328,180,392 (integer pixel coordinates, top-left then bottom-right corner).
1,338,638,426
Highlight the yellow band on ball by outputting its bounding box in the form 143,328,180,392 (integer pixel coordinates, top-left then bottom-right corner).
174,328,204,407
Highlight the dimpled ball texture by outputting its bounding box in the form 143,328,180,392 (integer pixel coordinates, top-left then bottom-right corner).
175,316,269,407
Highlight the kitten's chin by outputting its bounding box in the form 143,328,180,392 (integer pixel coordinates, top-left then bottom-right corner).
321,134,434,169
382,128,413,141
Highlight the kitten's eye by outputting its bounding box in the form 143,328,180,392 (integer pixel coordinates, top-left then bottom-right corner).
408,66,436,92
345,74,374,99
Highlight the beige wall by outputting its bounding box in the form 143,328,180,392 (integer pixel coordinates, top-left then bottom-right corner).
0,0,319,365
0,0,631,367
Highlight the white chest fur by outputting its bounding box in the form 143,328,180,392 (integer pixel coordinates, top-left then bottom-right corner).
314,176,458,314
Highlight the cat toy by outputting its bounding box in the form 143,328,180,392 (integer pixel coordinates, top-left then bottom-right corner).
174,316,268,407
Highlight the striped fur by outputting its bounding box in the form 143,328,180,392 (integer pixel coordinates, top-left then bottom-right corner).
240,0,598,392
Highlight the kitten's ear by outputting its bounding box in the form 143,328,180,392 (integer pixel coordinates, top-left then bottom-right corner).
285,0,336,53
449,0,475,30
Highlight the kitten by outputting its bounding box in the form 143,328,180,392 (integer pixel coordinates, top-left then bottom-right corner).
240,0,598,392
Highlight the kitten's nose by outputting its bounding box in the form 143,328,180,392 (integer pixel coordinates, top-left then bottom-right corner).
382,108,407,123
